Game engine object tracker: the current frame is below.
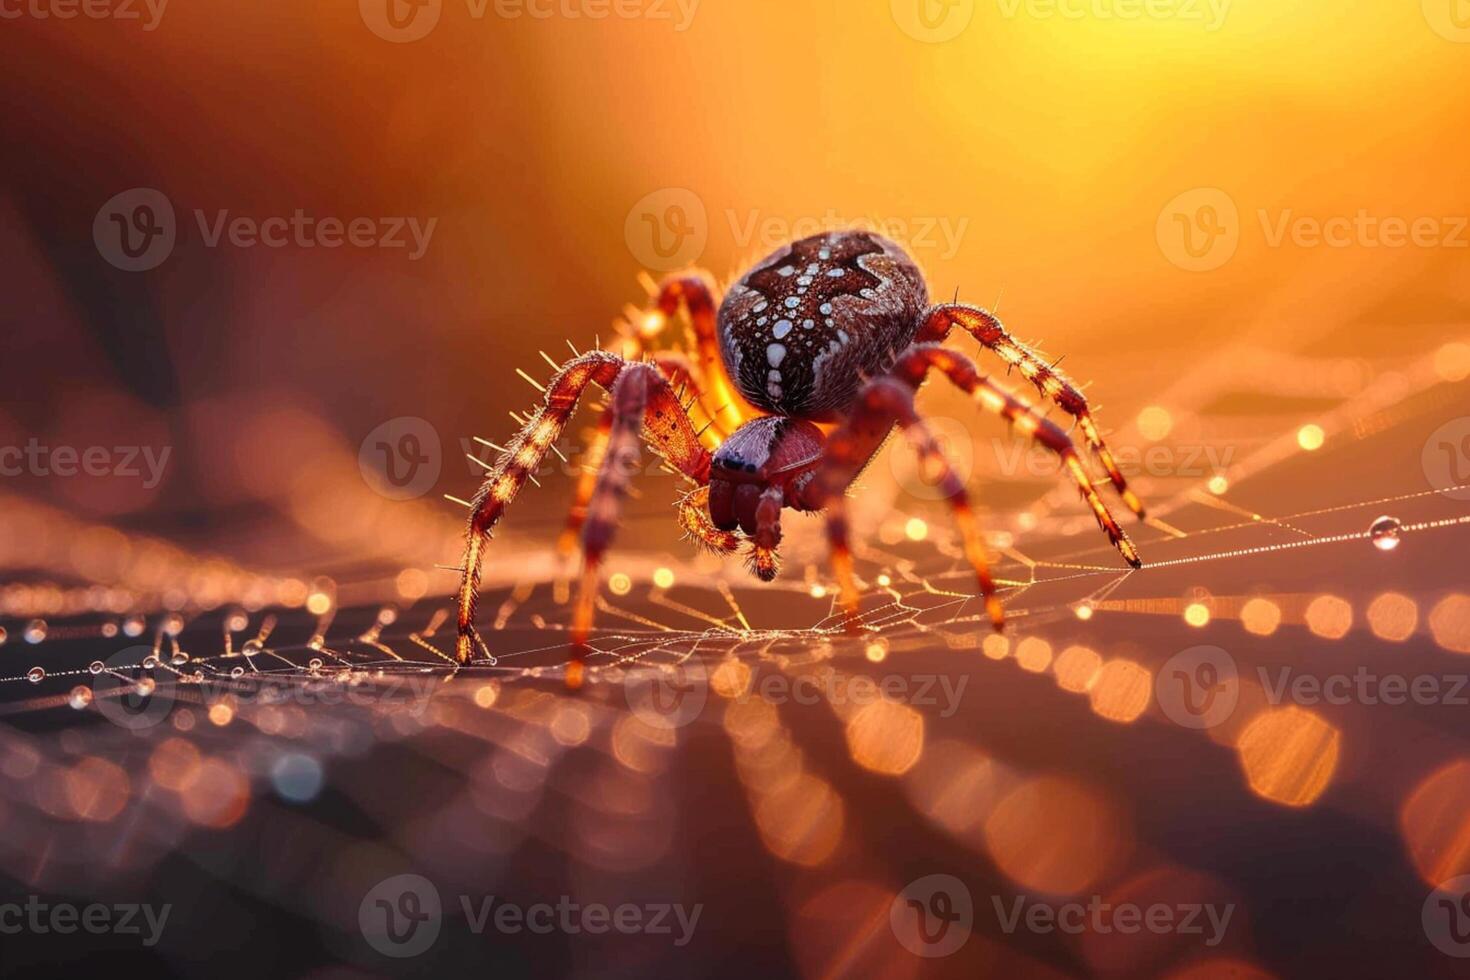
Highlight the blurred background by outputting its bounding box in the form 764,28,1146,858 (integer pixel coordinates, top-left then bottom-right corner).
2,1,1470,977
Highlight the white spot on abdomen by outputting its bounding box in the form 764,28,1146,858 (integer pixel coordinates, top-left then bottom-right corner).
767,344,787,367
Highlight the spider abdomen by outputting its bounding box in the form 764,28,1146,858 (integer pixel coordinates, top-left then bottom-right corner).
717,230,928,421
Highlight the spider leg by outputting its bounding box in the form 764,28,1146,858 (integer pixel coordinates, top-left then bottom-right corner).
557,409,614,557
814,375,1004,632
645,273,757,438
677,485,741,554
812,344,1143,631
747,485,784,582
918,303,1146,519
891,344,1139,566
568,363,665,687
455,352,710,667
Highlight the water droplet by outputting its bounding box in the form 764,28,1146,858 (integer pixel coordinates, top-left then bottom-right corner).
308,658,324,671
241,639,263,655
24,620,47,644
0,626,7,646
142,656,159,669
163,614,184,636
230,666,245,678
136,677,156,696
68,686,93,710
123,614,146,637
1370,515,1402,552
171,652,189,666
89,660,105,674
26,667,45,684
100,620,119,638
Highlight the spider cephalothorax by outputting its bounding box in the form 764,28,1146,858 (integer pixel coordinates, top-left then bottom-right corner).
454,230,1145,683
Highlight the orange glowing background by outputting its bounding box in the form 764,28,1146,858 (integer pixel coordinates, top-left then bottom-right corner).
4,2,1469,557
3,4,1470,978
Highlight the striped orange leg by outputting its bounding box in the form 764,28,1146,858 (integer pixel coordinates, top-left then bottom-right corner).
815,375,1004,633
456,351,711,668
918,304,1146,519
748,486,784,582
558,351,715,558
568,363,712,687
889,345,1140,567
557,410,614,557
645,273,756,439
677,486,740,554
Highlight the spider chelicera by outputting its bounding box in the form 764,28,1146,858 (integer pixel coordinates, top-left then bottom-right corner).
454,230,1144,682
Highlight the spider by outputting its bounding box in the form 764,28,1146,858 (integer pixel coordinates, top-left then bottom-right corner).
454,230,1144,682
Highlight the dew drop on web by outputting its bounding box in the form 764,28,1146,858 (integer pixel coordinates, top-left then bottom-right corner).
1370,515,1402,552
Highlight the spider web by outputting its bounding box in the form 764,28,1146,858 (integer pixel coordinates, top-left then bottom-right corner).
1,334,1469,976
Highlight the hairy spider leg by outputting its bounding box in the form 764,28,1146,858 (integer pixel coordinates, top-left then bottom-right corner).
893,345,1140,566
677,486,741,554
570,364,662,687
749,485,784,582
813,373,1003,632
814,344,1142,630
919,304,1146,519
557,351,715,557
647,273,760,439
557,409,614,557
456,351,711,668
